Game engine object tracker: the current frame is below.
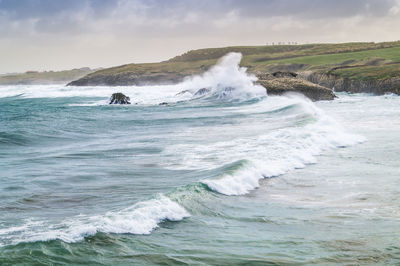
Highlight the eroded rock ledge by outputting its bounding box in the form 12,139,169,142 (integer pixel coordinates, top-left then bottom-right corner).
302,72,400,95
257,75,335,101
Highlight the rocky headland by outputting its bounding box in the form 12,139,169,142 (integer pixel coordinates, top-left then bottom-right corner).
257,74,335,101
67,41,400,101
302,72,400,95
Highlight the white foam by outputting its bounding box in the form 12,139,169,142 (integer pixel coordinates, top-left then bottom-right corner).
158,95,366,196
202,97,366,195
0,195,189,246
178,52,266,100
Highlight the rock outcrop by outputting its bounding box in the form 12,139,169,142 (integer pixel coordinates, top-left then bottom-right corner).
109,93,131,104
258,77,335,101
301,72,400,95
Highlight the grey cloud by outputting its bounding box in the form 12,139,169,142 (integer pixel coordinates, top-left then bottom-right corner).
1,0,400,73
226,0,396,18
124,0,399,19
0,0,120,15
1,0,398,36
0,0,120,35
1,0,398,22
0,0,83,19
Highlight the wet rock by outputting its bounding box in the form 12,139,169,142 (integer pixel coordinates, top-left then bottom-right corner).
194,87,212,97
258,78,335,101
109,92,131,104
303,72,400,95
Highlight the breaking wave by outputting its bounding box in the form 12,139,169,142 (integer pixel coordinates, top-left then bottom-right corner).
0,195,189,247
177,52,266,101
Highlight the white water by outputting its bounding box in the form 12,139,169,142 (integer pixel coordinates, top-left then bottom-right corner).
179,52,266,100
187,96,365,195
0,195,189,246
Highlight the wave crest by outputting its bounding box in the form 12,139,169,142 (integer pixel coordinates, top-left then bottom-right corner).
0,195,189,246
196,97,366,195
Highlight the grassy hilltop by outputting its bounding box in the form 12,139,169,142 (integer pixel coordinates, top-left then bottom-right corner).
68,41,400,87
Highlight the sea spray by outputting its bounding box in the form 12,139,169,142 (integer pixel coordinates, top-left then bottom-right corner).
179,52,266,101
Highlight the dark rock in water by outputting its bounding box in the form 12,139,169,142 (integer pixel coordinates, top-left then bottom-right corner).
159,102,169,106
109,92,131,104
194,87,211,96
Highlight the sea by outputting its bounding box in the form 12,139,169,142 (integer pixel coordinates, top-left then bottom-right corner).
1,53,399,265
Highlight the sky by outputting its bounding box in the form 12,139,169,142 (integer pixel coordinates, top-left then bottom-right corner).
1,0,400,73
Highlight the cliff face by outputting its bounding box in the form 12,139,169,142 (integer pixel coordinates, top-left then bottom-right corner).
302,73,400,95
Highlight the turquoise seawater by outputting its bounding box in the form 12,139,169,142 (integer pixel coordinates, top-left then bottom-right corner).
0,56,399,265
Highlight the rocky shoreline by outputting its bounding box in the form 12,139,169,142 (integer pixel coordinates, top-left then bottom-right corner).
67,68,400,101
302,72,400,95
258,76,335,101
68,70,337,101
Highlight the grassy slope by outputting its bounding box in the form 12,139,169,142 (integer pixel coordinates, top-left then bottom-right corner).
254,45,400,79
78,41,400,82
0,68,94,85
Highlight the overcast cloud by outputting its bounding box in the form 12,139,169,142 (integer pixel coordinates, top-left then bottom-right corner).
1,0,400,73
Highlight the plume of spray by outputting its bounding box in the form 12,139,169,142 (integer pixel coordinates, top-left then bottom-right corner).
179,52,266,100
